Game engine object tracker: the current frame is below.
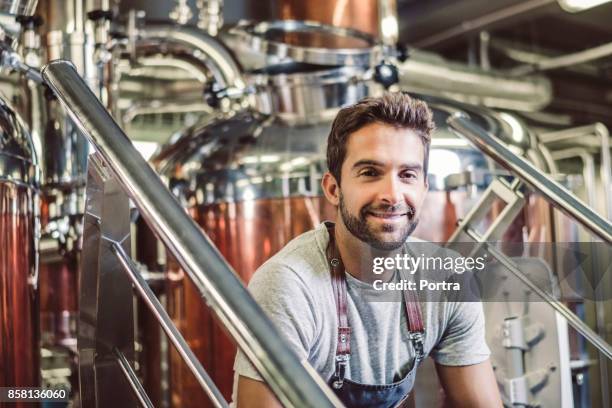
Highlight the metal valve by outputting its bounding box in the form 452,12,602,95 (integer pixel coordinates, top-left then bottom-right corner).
373,60,399,89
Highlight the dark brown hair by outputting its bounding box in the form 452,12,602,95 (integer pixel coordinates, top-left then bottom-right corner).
326,92,435,185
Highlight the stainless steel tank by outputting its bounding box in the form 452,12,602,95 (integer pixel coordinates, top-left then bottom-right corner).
150,20,533,406
0,0,40,397
0,0,38,35
0,0,37,15
0,93,40,394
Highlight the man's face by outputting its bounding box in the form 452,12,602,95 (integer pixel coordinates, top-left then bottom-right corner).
336,122,429,250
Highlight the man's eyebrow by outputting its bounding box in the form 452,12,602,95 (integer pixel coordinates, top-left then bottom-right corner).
351,159,385,169
351,160,423,171
400,163,423,171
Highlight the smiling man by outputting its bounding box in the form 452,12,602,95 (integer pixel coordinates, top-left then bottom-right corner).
232,93,502,407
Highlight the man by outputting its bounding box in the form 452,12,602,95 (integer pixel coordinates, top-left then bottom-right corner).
232,93,502,407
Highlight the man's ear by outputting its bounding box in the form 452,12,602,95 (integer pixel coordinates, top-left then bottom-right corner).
321,172,340,206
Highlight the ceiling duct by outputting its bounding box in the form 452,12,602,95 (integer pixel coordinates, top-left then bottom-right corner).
399,49,552,111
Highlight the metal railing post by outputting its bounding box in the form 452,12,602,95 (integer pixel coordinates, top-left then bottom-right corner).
78,153,137,407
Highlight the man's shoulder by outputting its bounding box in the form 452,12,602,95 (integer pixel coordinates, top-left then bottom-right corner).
250,223,330,287
267,222,328,268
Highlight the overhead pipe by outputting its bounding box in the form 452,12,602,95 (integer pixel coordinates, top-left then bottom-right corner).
409,0,556,49
399,49,553,111
132,22,246,96
509,41,612,76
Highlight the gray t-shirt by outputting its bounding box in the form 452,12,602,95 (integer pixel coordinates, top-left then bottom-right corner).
232,222,490,403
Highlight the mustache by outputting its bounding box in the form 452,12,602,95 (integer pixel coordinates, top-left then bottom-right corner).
360,203,416,218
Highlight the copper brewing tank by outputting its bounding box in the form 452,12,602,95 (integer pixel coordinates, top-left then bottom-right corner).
38,239,79,349
0,0,41,398
276,0,380,36
0,95,40,395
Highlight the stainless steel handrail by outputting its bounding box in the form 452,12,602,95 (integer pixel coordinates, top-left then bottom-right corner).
462,228,612,360
114,348,155,408
42,60,342,408
112,242,227,408
448,112,612,243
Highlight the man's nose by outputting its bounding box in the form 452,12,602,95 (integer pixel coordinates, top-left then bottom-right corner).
378,174,404,205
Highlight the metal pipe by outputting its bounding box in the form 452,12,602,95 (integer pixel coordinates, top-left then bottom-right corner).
399,49,552,112
550,148,597,209
448,113,612,243
114,348,155,408
463,228,612,360
196,0,223,36
168,0,193,25
0,0,38,16
490,37,601,77
38,0,91,188
136,23,245,92
126,56,210,83
412,0,555,48
122,101,212,125
539,123,612,219
121,23,247,115
510,41,612,76
112,242,227,408
377,0,398,46
41,60,342,408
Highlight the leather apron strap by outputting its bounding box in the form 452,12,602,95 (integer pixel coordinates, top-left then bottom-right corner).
327,227,351,389
326,224,425,389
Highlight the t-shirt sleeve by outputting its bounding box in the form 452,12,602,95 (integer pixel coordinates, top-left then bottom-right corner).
233,261,318,381
429,301,491,366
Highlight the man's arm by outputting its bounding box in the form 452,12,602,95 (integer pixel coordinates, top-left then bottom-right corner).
434,359,502,408
236,376,282,408
231,261,318,407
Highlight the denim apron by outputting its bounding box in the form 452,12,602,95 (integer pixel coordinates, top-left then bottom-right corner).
325,224,425,408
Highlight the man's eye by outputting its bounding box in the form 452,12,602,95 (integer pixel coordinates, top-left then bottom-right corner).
400,172,417,180
359,169,379,177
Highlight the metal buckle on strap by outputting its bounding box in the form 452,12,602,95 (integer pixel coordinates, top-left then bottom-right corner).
332,354,349,389
409,332,425,362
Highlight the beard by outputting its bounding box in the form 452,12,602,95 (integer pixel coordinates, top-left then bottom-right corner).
339,192,419,251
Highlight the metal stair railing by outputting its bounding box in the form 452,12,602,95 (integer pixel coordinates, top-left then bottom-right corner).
447,112,611,243
446,111,612,361
539,123,611,219
41,60,343,408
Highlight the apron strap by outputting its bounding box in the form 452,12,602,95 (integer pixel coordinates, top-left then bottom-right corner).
402,288,425,362
325,223,426,387
327,225,351,389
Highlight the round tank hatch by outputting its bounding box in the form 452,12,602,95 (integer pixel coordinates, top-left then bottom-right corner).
227,19,389,67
